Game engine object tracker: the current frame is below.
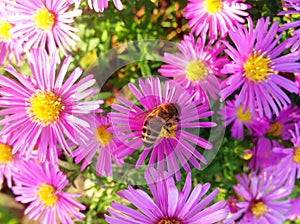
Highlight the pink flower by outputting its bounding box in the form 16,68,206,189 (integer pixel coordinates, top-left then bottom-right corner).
12,160,85,224
183,0,250,40
159,34,228,101
72,113,123,177
0,2,24,66
109,77,215,180
221,17,299,118
0,49,102,163
4,0,82,55
105,170,229,223
229,169,292,223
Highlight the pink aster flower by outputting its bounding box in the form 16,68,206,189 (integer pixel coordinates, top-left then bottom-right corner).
229,169,292,223
248,137,284,172
0,49,102,163
219,95,259,140
221,17,300,119
109,77,215,180
12,160,85,224
72,113,123,177
273,123,300,180
88,0,123,13
267,105,300,140
105,170,229,224
183,0,250,40
0,134,29,188
4,0,82,55
0,2,24,66
278,0,300,52
158,34,228,101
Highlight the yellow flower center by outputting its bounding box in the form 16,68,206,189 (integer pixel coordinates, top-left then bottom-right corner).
267,122,282,137
204,0,223,14
0,21,13,40
0,143,13,164
27,90,64,126
236,106,251,122
33,8,55,31
157,217,182,224
95,126,113,146
243,51,273,82
293,146,300,163
37,184,58,207
250,201,267,217
185,60,208,82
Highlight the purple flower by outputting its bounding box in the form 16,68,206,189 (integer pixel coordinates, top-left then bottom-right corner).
12,160,85,224
72,113,123,177
105,170,229,224
267,105,300,140
221,17,299,119
230,169,292,223
219,95,259,140
0,49,102,163
158,34,228,101
0,2,24,66
278,0,300,52
4,0,82,55
88,0,123,12
248,137,284,172
273,123,300,180
183,0,250,40
0,134,32,188
109,77,215,180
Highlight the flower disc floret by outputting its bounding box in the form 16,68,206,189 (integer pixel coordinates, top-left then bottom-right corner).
27,90,64,126
34,8,55,31
236,106,251,122
37,184,58,207
204,0,222,14
293,146,300,163
95,126,112,146
0,21,12,40
0,143,13,163
250,201,267,217
185,60,209,82
243,51,273,82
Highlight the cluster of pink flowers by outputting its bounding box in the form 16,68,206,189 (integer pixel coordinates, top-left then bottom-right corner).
0,0,300,224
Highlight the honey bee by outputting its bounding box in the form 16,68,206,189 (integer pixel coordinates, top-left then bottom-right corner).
142,103,180,148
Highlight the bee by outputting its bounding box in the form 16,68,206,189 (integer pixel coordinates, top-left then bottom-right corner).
142,103,180,148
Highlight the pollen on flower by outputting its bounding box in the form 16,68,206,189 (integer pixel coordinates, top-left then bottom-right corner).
267,122,282,137
185,60,208,82
243,51,273,82
95,126,112,146
204,0,223,14
157,217,182,224
33,8,55,31
236,106,251,122
293,146,300,163
0,21,13,40
0,143,13,163
37,184,58,207
27,90,64,126
250,201,267,217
